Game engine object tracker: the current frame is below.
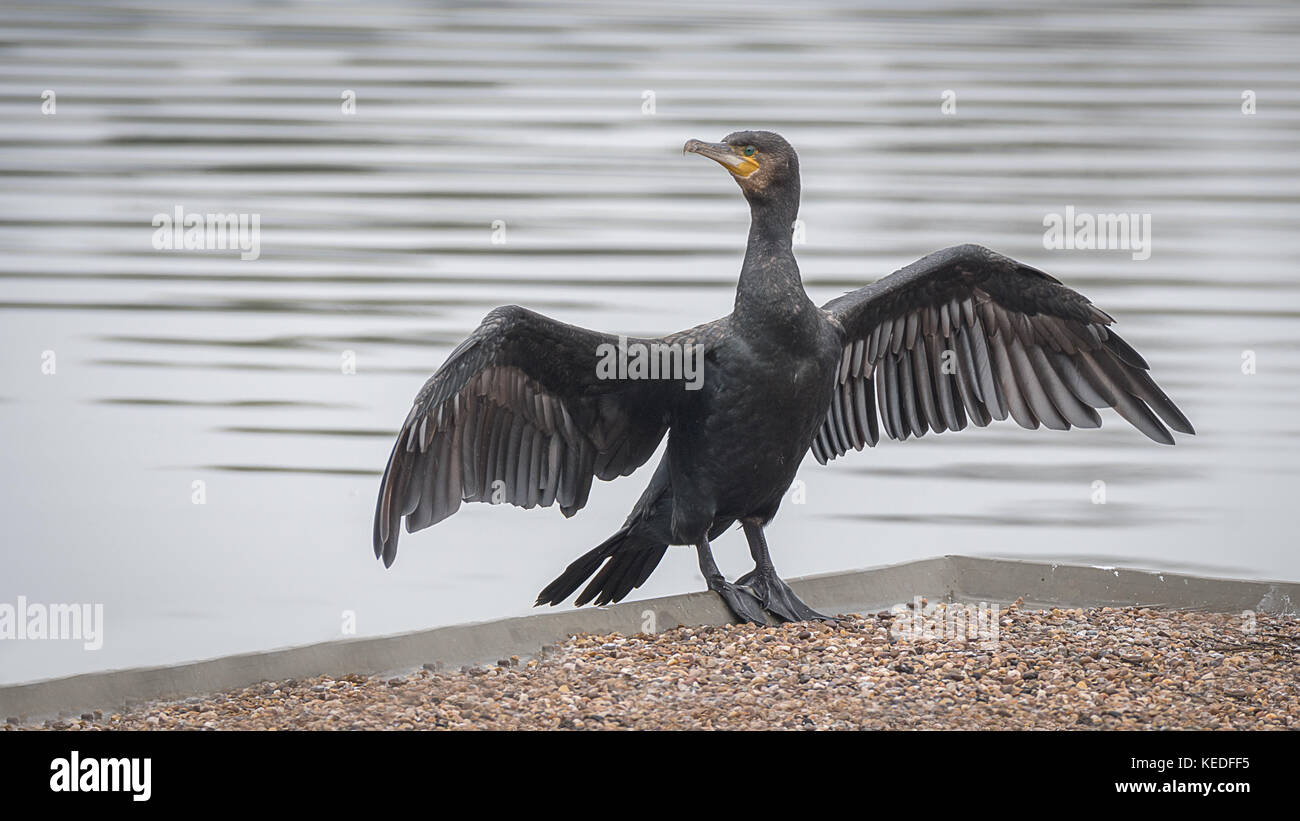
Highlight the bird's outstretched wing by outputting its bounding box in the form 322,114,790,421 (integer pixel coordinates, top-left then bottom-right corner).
374,304,682,566
814,244,1193,463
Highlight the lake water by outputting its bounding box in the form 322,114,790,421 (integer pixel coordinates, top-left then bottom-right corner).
2,0,1298,685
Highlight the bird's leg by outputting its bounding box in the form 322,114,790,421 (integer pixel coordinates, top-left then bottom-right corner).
696,539,767,625
736,520,833,622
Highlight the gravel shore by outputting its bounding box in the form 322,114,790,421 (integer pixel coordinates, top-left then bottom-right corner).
12,604,1298,730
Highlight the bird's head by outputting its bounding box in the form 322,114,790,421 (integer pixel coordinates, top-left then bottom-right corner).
683,130,800,206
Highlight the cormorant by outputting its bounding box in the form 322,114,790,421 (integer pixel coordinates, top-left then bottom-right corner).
373,131,1193,624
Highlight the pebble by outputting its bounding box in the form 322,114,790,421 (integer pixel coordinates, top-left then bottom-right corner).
7,607,1296,731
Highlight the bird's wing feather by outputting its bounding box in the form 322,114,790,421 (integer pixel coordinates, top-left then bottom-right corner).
814,244,1193,463
374,304,690,566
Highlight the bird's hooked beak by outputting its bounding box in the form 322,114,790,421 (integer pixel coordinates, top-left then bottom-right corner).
683,139,760,178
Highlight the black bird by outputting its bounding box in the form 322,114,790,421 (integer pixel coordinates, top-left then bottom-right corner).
372,131,1193,623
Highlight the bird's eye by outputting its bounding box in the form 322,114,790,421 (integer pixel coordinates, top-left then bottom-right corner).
743,146,756,157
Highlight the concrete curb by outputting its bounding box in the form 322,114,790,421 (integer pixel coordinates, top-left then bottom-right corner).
2,556,1296,722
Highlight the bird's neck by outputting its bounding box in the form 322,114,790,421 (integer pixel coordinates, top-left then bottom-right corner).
734,193,814,338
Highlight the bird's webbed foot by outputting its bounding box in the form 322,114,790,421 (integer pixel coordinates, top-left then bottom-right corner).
735,567,834,623
695,540,768,624
706,575,769,625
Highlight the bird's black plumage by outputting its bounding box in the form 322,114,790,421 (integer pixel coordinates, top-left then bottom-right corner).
814,243,1194,459
373,130,1193,623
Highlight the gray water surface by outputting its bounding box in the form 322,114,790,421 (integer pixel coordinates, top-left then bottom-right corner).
2,0,1299,684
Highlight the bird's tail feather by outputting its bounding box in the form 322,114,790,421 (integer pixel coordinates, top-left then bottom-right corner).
535,527,668,608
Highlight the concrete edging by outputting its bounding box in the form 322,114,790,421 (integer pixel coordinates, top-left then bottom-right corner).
2,556,1296,722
